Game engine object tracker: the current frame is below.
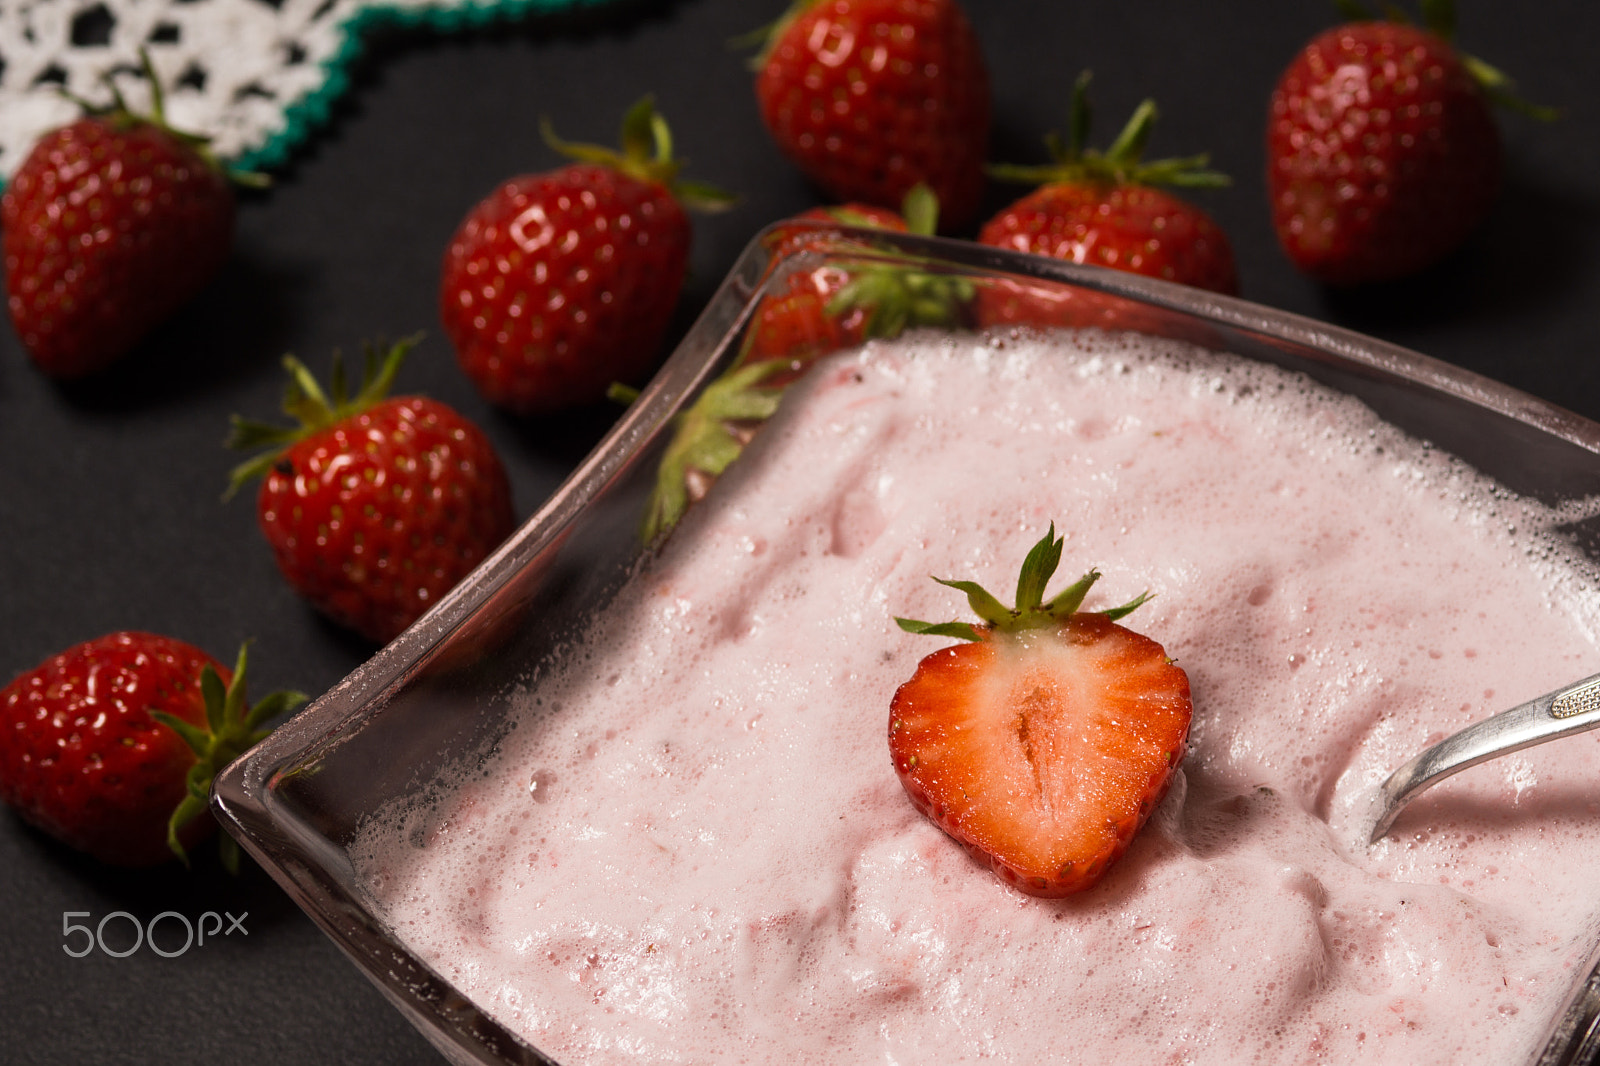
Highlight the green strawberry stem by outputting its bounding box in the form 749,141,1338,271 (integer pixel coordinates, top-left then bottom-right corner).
63,48,269,188
542,95,737,213
741,0,826,71
151,641,307,868
607,382,643,405
895,523,1150,642
987,70,1231,190
1331,0,1557,120
224,335,420,498
1459,54,1560,121
899,182,940,237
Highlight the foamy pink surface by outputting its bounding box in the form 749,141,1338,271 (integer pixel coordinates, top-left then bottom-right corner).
357,332,1600,1065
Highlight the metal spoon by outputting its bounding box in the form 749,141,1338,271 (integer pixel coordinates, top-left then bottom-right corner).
1362,671,1600,844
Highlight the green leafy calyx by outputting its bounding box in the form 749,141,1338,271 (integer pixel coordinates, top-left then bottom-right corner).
152,642,308,869
822,183,970,338
69,49,268,188
987,71,1231,191
826,264,973,341
895,523,1151,642
739,0,826,71
542,95,737,213
224,335,420,500
640,360,789,544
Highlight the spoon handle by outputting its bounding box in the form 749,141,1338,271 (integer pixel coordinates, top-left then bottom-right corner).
1366,671,1600,843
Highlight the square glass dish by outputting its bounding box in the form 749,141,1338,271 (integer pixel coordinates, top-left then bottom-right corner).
212,227,1600,1066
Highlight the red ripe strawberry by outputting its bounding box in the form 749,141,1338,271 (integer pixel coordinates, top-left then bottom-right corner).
981,184,1237,294
1266,3,1549,284
973,276,1178,338
891,526,1191,897
741,277,854,378
227,337,515,644
0,634,303,867
980,73,1237,297
440,96,733,414
2,58,243,378
751,0,992,231
743,188,930,377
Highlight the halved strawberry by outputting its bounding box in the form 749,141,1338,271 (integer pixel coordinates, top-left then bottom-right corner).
890,525,1191,897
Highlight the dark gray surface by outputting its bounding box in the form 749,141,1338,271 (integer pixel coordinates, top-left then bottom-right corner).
1,1,1596,1062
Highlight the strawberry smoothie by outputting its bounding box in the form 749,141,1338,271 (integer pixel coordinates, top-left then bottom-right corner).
356,330,1600,1065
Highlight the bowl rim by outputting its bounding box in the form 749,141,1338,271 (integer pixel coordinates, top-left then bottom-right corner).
212,225,1600,1066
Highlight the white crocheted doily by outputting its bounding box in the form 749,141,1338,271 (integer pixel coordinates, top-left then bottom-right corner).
0,0,612,183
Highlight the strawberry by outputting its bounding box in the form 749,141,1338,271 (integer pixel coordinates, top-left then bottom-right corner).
890,525,1191,897
1266,2,1548,285
742,186,931,379
440,96,733,414
972,275,1189,340
972,273,1233,357
227,337,515,645
2,55,246,378
980,72,1237,296
0,633,303,867
750,0,991,231
636,187,973,543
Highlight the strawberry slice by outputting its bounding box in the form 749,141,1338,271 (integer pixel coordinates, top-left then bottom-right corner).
890,525,1192,897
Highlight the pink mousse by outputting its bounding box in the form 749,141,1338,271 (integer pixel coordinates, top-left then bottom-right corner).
356,331,1600,1065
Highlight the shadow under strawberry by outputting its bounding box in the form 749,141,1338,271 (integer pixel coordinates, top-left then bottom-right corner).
7,812,309,933
488,399,626,472
1318,168,1599,333
974,112,1056,235
304,606,400,661
46,247,307,415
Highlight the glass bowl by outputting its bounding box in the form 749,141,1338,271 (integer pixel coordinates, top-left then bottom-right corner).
211,226,1600,1066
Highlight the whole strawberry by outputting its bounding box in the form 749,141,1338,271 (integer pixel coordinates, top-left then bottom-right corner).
2,58,240,378
980,72,1237,297
972,276,1180,339
227,337,515,644
638,187,972,543
440,96,732,414
891,526,1192,897
1266,3,1545,284
0,634,303,867
751,0,991,231
744,186,934,378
